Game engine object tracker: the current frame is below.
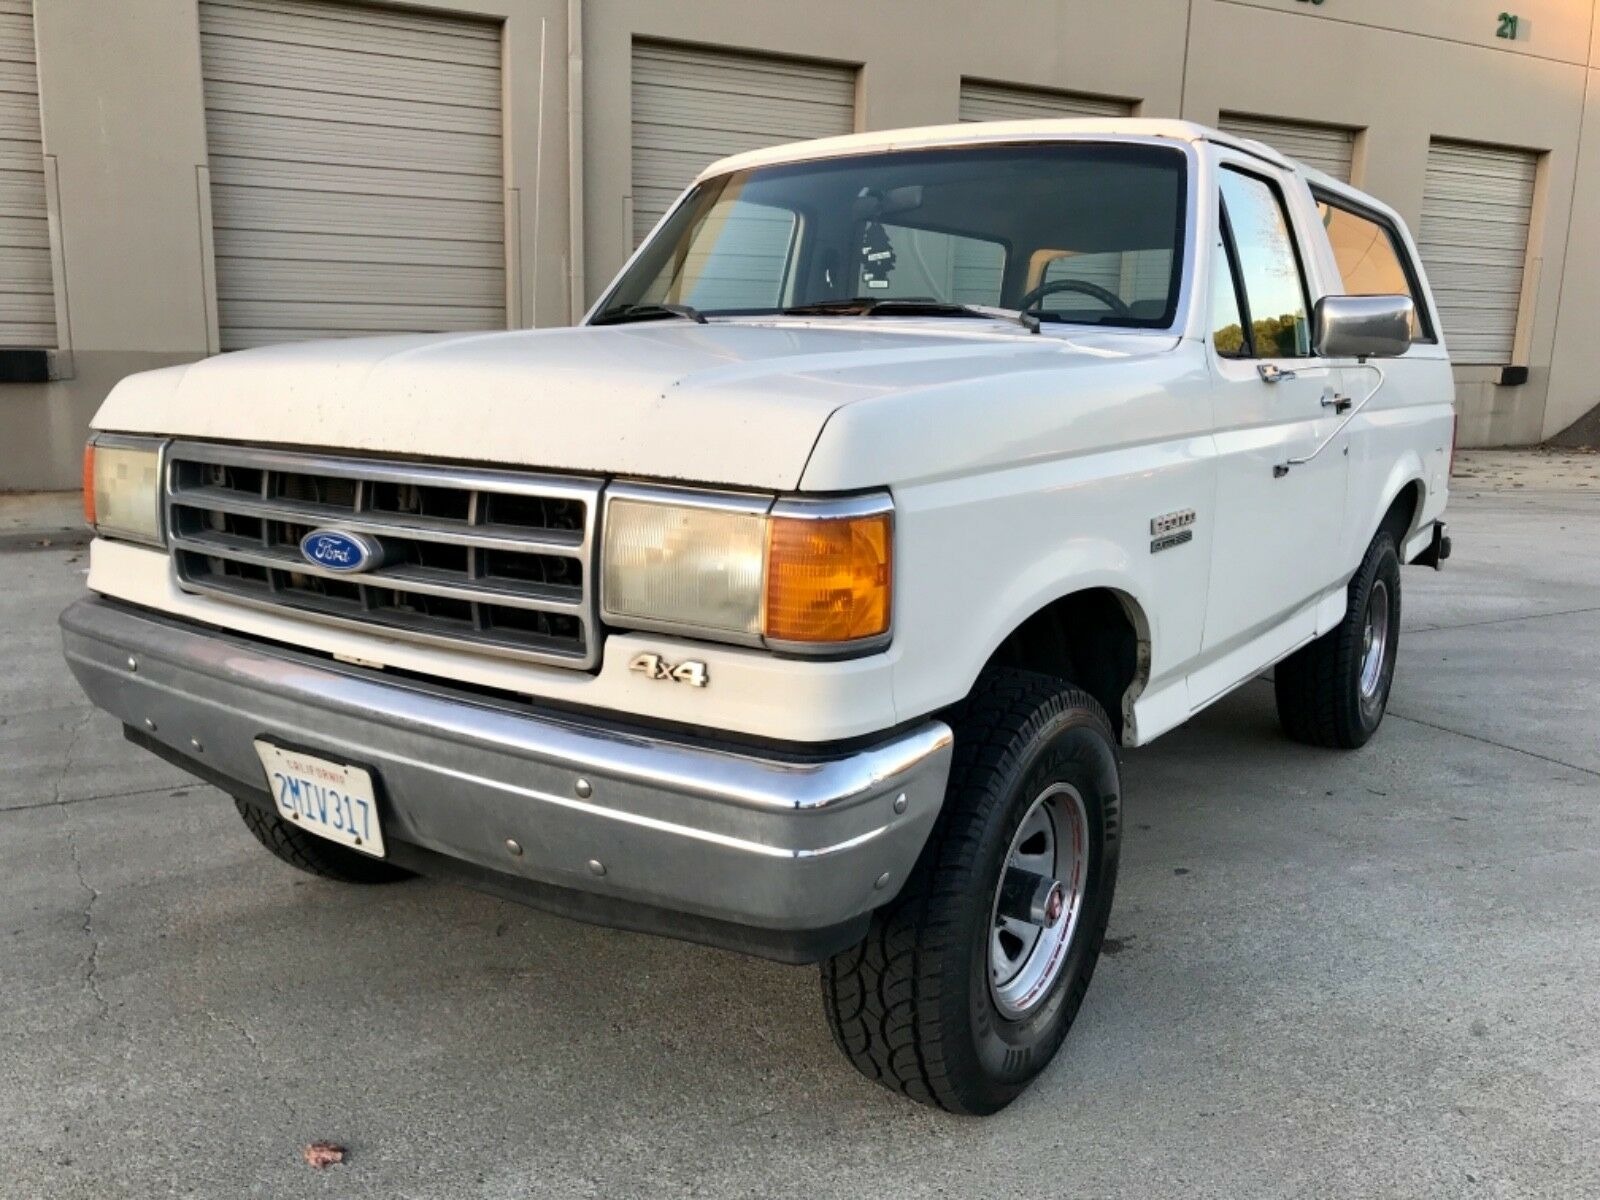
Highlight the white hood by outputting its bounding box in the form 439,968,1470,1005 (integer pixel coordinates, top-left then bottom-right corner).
94,321,1174,492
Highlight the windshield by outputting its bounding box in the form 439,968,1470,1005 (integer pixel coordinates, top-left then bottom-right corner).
594,142,1188,329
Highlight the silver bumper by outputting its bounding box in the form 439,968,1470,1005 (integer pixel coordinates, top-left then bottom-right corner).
60,598,952,959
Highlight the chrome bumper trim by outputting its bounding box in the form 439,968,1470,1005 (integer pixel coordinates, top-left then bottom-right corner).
60,598,952,934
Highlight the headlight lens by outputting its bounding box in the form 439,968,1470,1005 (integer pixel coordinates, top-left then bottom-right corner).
84,437,164,545
602,497,767,638
601,489,893,652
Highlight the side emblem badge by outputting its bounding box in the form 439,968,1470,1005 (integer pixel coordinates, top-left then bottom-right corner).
629,653,709,688
300,529,385,573
1149,509,1196,555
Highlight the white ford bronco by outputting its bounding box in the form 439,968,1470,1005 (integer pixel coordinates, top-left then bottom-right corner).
63,119,1454,1114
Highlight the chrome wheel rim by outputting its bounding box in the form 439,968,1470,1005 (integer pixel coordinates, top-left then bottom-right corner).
1360,579,1391,701
988,782,1090,1020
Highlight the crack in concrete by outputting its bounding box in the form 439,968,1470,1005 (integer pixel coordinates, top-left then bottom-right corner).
1405,603,1600,636
1386,709,1600,781
201,1008,296,1120
53,715,132,1033
202,1007,266,1066
3,782,200,817
63,813,110,1025
50,711,94,808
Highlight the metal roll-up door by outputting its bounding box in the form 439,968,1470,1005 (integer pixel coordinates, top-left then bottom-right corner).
1417,139,1538,365
630,41,856,246
0,0,54,347
200,0,505,350
958,80,1132,123
1218,114,1356,182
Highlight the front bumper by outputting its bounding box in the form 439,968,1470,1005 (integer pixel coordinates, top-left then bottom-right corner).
60,597,952,963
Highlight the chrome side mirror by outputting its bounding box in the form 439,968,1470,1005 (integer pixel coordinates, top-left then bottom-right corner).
1314,294,1414,359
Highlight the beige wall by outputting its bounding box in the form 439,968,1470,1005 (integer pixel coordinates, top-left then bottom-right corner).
1183,0,1591,447
4,0,571,489
4,0,1598,489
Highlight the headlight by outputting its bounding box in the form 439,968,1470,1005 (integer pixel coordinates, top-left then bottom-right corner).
601,486,892,654
83,435,165,546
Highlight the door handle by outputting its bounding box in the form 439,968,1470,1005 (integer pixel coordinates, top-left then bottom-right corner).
1321,390,1353,414
1276,363,1388,477
1257,363,1297,384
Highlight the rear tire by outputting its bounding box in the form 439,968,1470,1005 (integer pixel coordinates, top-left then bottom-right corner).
820,668,1121,1115
1275,529,1402,749
233,798,413,884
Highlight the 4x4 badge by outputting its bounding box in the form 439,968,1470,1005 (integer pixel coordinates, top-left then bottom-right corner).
628,653,709,688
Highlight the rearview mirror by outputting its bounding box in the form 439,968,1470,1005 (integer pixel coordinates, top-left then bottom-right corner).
1313,294,1414,359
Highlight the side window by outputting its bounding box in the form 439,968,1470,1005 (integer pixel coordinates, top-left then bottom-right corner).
1210,236,1248,358
1218,169,1312,358
859,223,1006,306
1316,198,1431,341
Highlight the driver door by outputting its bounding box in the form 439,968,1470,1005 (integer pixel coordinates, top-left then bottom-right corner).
1192,164,1349,704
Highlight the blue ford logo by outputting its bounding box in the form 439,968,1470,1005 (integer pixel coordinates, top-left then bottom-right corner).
300,529,382,573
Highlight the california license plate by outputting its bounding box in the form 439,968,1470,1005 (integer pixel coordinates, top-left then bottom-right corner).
254,740,387,858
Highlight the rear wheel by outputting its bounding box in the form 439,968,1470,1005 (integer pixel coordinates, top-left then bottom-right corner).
820,669,1121,1115
233,798,413,884
1275,529,1402,749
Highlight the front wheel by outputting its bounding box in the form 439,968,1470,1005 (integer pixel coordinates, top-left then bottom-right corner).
233,798,414,885
820,669,1121,1115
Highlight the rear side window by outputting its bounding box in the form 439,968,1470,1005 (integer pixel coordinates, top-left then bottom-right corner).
1218,169,1312,358
1316,197,1433,341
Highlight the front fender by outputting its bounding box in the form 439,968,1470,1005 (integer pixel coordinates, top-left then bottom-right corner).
964,543,1155,699
882,451,1208,740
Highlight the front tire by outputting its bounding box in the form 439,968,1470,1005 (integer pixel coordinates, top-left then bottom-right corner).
820,669,1121,1115
1275,529,1402,749
233,798,413,884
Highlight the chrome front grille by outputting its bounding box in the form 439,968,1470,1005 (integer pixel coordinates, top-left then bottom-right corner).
165,442,602,668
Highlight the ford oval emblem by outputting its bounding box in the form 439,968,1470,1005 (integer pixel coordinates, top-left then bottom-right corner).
299,528,384,573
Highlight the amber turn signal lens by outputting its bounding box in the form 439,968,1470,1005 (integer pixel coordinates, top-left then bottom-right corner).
81,443,96,527
763,512,891,644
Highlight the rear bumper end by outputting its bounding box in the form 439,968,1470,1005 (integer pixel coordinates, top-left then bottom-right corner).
60,597,952,963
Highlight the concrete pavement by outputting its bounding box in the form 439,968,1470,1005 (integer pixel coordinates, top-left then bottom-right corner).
3,450,1598,1198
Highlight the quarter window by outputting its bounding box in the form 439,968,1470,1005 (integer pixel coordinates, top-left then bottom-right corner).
1316,198,1431,341
1217,169,1312,358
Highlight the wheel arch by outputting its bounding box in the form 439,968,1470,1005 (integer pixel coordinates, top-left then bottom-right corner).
1370,459,1428,559
975,584,1153,744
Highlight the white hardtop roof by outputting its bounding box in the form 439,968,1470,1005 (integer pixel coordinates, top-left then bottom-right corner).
693,118,1297,183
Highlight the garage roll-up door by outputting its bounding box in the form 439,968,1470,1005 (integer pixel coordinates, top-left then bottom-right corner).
631,42,855,246
200,0,505,350
1218,114,1355,182
0,0,54,347
1417,139,1538,365
958,80,1132,123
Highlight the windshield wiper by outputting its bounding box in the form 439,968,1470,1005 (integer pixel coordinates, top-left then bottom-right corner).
780,297,1039,334
590,302,708,326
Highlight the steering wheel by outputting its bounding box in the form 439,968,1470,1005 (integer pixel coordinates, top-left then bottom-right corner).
1017,278,1133,318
